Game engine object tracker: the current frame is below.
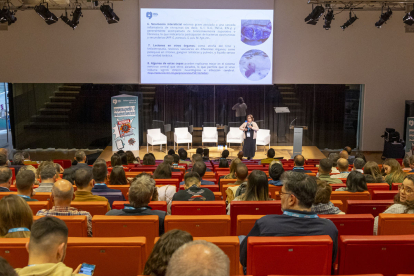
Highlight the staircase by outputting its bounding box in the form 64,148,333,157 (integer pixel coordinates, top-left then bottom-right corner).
139,85,156,115
275,84,303,115
24,84,82,129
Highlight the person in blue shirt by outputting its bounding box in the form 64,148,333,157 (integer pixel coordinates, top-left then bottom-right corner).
292,154,312,173
180,161,214,186
268,162,284,186
91,159,125,201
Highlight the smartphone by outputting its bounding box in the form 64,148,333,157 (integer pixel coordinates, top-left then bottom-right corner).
79,263,96,276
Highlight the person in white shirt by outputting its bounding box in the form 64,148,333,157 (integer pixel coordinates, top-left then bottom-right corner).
331,158,350,179
352,158,365,174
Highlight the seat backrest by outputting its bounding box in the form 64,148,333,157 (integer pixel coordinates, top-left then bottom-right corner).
331,200,344,211
330,191,371,212
228,127,243,138
34,215,88,237
31,192,52,208
372,190,399,200
256,129,270,139
92,192,124,207
319,214,374,236
171,201,226,215
70,201,108,216
65,237,146,276
155,179,179,192
230,201,282,235
179,185,219,192
111,201,168,212
0,192,16,201
338,235,414,276
175,127,189,138
106,185,129,199
92,215,158,257
378,214,414,235
247,236,333,276
203,127,217,135
237,215,265,236
366,183,390,197
330,183,347,191
147,128,161,140
268,185,282,199
0,238,28,269
164,215,230,236
27,201,49,215
346,200,394,217
130,167,157,172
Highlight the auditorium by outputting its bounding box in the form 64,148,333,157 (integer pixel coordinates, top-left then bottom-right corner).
0,0,413,275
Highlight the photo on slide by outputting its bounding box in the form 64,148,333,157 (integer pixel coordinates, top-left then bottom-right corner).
239,49,271,81
241,20,272,46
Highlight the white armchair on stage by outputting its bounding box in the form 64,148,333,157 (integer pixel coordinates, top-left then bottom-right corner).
256,129,271,151
226,127,244,147
202,127,218,147
147,128,167,153
174,127,193,150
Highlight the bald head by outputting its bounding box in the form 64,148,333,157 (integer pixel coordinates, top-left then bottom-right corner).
52,180,74,203
337,158,349,172
166,240,229,276
339,150,349,159
237,151,244,160
294,154,305,167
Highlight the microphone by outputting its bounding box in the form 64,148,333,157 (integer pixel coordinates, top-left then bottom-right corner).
289,117,297,126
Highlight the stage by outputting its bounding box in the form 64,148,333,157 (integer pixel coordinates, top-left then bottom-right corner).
98,145,327,161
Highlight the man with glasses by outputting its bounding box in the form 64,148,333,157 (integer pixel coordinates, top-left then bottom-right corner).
373,174,414,234
239,171,338,271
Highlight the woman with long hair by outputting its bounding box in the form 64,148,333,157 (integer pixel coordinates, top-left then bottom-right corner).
153,162,172,179
336,171,368,192
223,158,241,179
109,166,128,185
383,158,406,189
111,154,122,167
143,154,156,166
0,195,33,238
126,151,138,164
364,161,385,183
373,174,414,234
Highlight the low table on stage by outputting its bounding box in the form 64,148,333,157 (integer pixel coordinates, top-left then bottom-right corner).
187,147,234,158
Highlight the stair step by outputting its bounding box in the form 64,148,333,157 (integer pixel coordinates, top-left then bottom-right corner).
39,108,71,115
280,91,296,95
139,86,156,92
24,122,69,129
45,102,72,108
59,86,81,91
64,83,83,86
285,103,301,106
31,115,70,122
54,91,80,97
50,96,76,102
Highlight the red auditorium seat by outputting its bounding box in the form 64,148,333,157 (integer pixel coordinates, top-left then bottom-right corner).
70,202,108,216
229,201,282,235
112,201,168,212
130,166,157,172
247,236,333,276
392,183,400,190
178,184,220,192
27,201,49,215
330,183,347,191
377,214,414,235
0,238,28,269
171,201,226,215
164,215,230,236
338,235,414,276
155,179,179,192
319,214,374,236
346,200,393,217
34,216,88,237
106,185,129,199
330,191,371,211
366,183,391,197
372,190,398,200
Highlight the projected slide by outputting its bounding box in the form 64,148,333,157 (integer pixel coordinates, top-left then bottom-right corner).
140,9,273,84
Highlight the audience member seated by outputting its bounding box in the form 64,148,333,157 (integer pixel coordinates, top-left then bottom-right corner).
106,174,166,235
0,167,12,192
164,155,180,172
143,153,156,166
311,180,344,215
109,166,128,185
180,162,214,186
218,158,229,168
237,151,244,160
328,153,340,173
227,170,270,215
63,150,91,184
196,147,204,156
0,153,9,167
364,161,385,183
225,163,249,203
178,150,191,165
154,162,173,179
15,216,84,275
35,161,52,179
35,164,57,193
10,152,25,175
373,174,414,234
268,162,284,186
203,148,210,161
73,168,110,212
221,150,230,161
239,171,338,269
409,155,414,172
187,154,212,172
352,158,365,173
37,179,93,237
172,154,185,169
383,158,406,189
259,148,276,165
222,158,241,179
126,150,139,164
173,172,215,201
339,150,349,160
0,257,16,276
331,158,350,179
168,149,175,155
343,146,355,164
166,240,230,276
91,159,125,201
111,153,122,167
118,151,128,166
22,151,36,165
0,195,33,238
355,152,367,162
336,171,368,192
292,155,312,173
143,229,193,276
16,169,38,201
317,159,343,184
403,156,411,172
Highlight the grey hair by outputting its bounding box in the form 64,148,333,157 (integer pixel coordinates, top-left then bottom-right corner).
353,158,366,170
128,176,155,208
75,150,86,162
13,152,25,165
166,240,230,276
40,164,57,180
52,183,74,201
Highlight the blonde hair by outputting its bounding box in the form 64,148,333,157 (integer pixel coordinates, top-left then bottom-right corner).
0,195,32,238
269,160,282,167
228,158,242,178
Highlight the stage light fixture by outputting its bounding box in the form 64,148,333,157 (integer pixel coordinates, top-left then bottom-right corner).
100,3,119,24
60,5,82,30
403,9,414,26
341,11,358,30
375,7,392,28
0,7,17,26
305,5,325,25
34,3,58,25
323,9,334,30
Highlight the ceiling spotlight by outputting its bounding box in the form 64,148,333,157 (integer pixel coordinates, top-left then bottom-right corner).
60,5,82,30
35,3,58,25
403,9,414,26
375,7,392,28
323,9,334,30
341,11,358,30
305,5,325,25
0,7,17,26
100,3,119,24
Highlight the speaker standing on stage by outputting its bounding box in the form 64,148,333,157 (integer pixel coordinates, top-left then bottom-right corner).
232,97,247,124
240,114,259,160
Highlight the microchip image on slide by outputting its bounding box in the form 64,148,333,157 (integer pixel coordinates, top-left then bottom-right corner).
241,20,272,46
239,49,271,81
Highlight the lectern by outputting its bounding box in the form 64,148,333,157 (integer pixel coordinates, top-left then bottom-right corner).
289,124,308,158
274,107,290,143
